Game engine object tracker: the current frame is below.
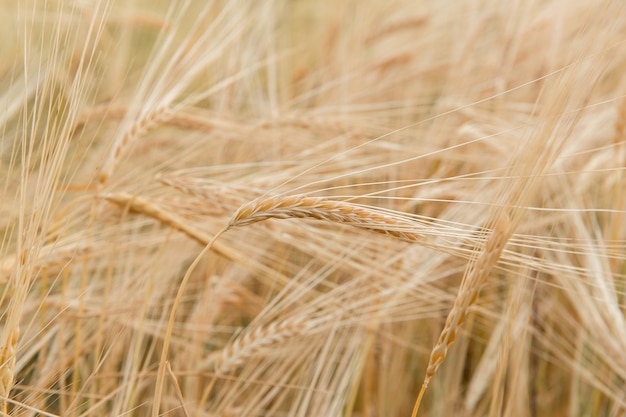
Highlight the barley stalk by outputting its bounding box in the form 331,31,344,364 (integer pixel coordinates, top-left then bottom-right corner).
103,192,212,246
75,104,234,134
164,112,238,133
72,105,129,131
0,328,20,414
228,195,426,243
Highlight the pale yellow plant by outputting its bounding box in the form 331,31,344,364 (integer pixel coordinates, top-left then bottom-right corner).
2,1,625,417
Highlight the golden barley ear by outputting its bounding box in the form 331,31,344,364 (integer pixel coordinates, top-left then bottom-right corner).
99,106,171,184
204,315,312,373
412,211,512,416
228,195,426,243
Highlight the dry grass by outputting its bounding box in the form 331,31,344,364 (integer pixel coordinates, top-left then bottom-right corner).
1,0,626,416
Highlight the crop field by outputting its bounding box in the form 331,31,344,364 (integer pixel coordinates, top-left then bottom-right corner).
1,1,625,416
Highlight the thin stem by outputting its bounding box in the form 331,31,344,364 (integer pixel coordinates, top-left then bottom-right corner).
151,227,228,417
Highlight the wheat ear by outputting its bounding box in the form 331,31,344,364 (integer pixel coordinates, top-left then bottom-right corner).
411,211,513,417
228,195,425,242
99,106,171,184
203,315,316,373
0,328,20,414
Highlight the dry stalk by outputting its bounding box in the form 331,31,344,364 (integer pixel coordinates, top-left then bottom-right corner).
76,104,235,135
0,328,20,414
615,96,626,141
164,112,238,133
255,114,358,135
227,195,426,243
166,361,190,417
103,192,212,247
72,105,129,131
365,15,428,44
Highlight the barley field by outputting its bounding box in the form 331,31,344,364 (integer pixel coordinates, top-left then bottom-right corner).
1,1,625,416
